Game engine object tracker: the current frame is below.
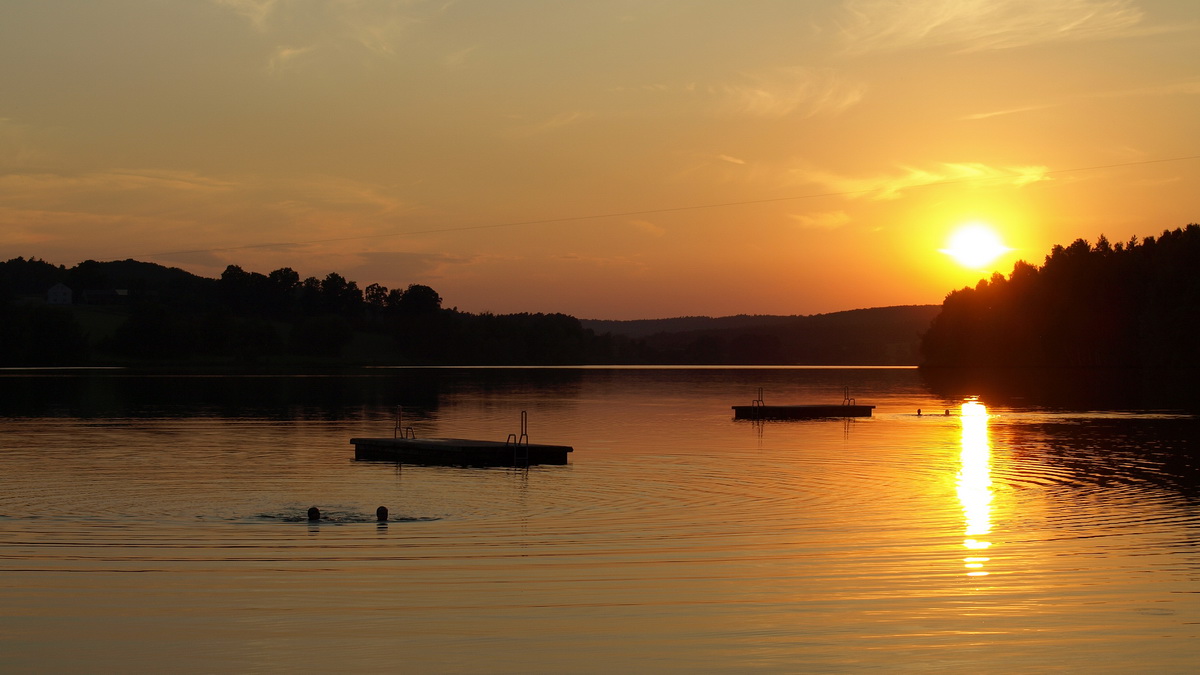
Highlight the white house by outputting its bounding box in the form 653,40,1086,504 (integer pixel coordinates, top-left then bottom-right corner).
46,283,73,305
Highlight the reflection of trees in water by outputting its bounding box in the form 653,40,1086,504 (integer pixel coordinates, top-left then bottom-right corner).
920,365,1200,412
1028,419,1200,500
0,368,591,420
0,373,434,419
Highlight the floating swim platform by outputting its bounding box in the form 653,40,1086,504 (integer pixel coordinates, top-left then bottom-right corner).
731,404,875,420
351,436,573,466
352,409,572,467
733,387,874,420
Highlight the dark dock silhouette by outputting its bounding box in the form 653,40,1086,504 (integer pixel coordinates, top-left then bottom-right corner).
732,387,874,420
352,409,573,467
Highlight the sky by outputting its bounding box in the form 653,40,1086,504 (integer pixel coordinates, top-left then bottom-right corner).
2,0,1198,319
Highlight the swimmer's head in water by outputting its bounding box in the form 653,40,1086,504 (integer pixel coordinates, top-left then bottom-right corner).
307,506,320,521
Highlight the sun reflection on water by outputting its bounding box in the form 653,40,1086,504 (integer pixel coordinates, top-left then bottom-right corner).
957,400,993,576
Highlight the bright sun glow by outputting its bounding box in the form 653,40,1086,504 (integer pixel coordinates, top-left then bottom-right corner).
941,223,1011,269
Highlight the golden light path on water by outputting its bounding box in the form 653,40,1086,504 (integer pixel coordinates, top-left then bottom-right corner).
957,399,993,577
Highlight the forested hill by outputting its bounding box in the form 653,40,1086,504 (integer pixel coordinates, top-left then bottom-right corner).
584,306,940,365
2,256,937,367
583,315,801,339
921,224,1200,371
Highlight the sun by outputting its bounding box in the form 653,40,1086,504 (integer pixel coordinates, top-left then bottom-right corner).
941,222,1011,269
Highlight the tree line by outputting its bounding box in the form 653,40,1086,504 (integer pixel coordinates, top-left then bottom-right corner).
921,224,1200,369
617,305,939,365
0,258,626,366
1,256,939,368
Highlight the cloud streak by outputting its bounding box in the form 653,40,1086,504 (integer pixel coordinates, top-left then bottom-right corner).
960,104,1058,121
793,162,1050,200
962,78,1200,120
0,118,48,170
838,0,1148,54
0,168,413,262
714,67,866,118
214,0,429,69
789,210,852,230
505,111,594,138
213,0,281,29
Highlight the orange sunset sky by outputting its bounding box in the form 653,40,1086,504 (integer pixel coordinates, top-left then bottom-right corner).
2,1,1197,319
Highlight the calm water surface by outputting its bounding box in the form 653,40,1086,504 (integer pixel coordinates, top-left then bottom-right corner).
1,367,1197,673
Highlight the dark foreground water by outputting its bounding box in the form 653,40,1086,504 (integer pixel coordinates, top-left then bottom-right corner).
1,367,1197,673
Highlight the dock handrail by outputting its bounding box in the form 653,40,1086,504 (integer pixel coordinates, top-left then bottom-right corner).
842,387,855,406
749,387,765,420
506,410,530,466
745,387,766,421
394,406,416,439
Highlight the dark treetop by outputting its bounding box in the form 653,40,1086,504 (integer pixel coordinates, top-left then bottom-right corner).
1,258,933,368
920,224,1200,409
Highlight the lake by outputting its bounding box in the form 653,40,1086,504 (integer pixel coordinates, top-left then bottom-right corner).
1,367,1197,673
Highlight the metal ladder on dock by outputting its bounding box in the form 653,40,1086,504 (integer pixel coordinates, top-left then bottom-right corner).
393,406,415,439
750,387,765,420
506,410,530,466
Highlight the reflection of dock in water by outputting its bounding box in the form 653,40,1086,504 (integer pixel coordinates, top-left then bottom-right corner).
733,387,874,420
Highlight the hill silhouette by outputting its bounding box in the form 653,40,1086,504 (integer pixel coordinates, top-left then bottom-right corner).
1,257,936,367
585,306,939,365
920,223,1200,409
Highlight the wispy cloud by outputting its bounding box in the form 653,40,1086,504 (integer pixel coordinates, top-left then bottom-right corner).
628,219,667,237
838,0,1150,54
0,168,413,261
0,170,236,251
214,0,429,69
0,169,235,205
268,45,316,73
793,162,1050,200
1,169,409,215
789,210,852,230
505,111,593,137
213,0,281,29
607,68,864,121
963,78,1200,120
444,45,478,68
714,67,866,118
960,104,1059,121
0,118,50,170
1099,79,1200,99
339,250,472,284
554,252,651,274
